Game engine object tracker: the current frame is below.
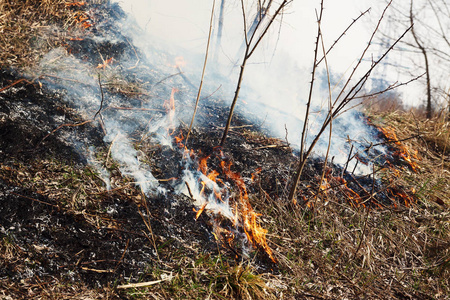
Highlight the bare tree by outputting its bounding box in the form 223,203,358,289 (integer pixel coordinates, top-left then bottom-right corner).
213,0,226,63
220,0,290,147
288,1,412,202
409,0,432,118
374,0,450,118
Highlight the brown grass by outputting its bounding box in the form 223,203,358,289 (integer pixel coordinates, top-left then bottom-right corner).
0,0,85,70
367,108,450,208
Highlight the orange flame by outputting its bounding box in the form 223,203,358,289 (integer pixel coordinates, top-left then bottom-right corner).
388,188,415,207
73,12,93,29
251,167,262,182
220,161,276,262
194,202,208,219
164,88,178,135
186,150,275,262
97,57,114,69
66,1,86,7
379,126,419,172
332,176,365,207
199,155,210,175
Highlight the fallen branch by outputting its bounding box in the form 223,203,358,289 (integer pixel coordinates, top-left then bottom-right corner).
0,78,33,93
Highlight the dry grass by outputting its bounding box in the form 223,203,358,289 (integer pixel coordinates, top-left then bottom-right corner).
0,0,88,70
367,109,450,208
258,194,449,298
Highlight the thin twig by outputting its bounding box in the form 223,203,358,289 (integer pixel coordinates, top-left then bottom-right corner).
185,0,215,146
315,3,333,208
220,0,289,147
288,0,324,202
316,8,371,67
114,239,130,272
10,192,59,208
93,73,105,120
0,78,33,93
117,276,173,289
151,72,182,88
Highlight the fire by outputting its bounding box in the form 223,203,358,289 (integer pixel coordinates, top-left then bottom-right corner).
251,167,262,182
319,177,330,194
73,11,93,29
194,202,208,220
97,57,114,69
378,126,419,172
164,88,178,135
220,161,276,262
331,176,367,207
66,1,86,7
174,130,185,148
178,149,276,262
388,188,415,207
162,87,275,262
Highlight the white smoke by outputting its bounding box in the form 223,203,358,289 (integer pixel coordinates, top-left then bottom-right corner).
36,47,172,195
112,0,390,174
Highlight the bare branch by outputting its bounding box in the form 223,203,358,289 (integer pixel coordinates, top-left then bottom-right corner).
316,8,371,67
288,0,324,202
185,0,216,145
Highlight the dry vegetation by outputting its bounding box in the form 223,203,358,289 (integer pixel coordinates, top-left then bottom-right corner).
0,0,90,70
0,1,449,299
365,101,450,208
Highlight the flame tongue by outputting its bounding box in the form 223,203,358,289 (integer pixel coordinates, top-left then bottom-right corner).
220,160,276,262
378,126,419,172
178,149,276,262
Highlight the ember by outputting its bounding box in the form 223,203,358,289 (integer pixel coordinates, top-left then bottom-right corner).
96,57,114,69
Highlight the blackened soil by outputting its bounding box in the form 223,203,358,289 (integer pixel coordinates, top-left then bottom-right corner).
0,69,103,163
0,69,216,289
0,178,215,288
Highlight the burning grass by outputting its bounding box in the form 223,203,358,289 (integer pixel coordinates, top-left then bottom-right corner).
367,109,450,208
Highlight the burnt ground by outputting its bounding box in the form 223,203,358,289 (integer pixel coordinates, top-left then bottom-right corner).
0,66,294,297
0,68,218,294
1,65,435,299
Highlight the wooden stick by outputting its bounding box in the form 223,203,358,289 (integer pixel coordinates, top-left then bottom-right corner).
117,277,172,289
185,0,216,146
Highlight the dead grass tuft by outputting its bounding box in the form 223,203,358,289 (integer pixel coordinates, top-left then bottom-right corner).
0,0,95,70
